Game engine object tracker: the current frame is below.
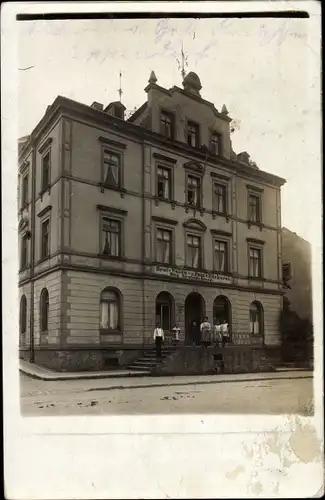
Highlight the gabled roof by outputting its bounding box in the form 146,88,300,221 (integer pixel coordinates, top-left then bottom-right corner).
127,102,147,123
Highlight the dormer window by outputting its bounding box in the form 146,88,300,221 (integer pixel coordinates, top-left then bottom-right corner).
160,110,174,139
187,121,200,148
210,132,221,156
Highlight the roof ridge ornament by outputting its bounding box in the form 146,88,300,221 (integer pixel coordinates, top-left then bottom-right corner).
148,70,157,84
221,104,229,115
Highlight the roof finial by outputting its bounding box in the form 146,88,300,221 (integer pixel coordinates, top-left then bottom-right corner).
148,70,157,84
118,70,123,102
221,104,229,115
176,42,188,80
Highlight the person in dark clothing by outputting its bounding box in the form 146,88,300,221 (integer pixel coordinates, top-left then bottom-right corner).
153,322,164,360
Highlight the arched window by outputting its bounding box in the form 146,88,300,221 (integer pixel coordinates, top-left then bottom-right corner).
213,295,231,329
156,292,174,331
100,288,121,331
40,288,49,332
249,301,263,335
20,295,27,339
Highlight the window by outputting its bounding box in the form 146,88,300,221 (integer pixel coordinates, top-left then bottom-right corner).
103,150,121,188
156,228,172,264
157,166,171,200
213,183,227,214
22,174,28,207
41,151,50,191
40,288,49,332
248,194,261,223
41,219,50,259
249,301,263,335
249,247,262,278
100,288,121,330
187,175,201,207
156,292,174,331
160,111,174,139
20,295,27,338
21,234,28,269
214,240,228,272
187,121,200,148
210,132,221,155
186,234,201,268
101,217,121,257
282,262,292,281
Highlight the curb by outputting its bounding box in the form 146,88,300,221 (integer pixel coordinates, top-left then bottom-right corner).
19,368,151,381
86,373,313,392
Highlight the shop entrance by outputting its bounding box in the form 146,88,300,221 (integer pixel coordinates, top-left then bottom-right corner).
185,292,205,345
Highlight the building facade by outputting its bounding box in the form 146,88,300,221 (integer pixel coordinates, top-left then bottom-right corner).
18,71,286,370
281,227,313,322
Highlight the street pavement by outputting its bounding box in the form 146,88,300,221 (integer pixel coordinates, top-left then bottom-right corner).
20,372,313,416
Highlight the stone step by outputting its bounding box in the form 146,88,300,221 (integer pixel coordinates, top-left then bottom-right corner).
128,365,155,371
129,361,157,368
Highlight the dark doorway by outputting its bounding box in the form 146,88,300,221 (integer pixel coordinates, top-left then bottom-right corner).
155,292,174,332
213,296,231,329
185,292,205,345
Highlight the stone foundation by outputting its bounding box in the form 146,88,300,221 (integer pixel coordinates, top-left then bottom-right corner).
151,346,280,376
26,347,143,372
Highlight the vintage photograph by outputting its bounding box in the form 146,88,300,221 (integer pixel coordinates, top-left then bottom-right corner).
17,13,315,417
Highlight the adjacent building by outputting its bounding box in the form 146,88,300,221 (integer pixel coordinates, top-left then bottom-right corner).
281,227,313,322
18,70,286,371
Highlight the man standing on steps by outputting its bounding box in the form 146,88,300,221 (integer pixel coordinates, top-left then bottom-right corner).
153,321,164,361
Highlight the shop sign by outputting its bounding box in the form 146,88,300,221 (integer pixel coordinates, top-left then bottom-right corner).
153,265,233,284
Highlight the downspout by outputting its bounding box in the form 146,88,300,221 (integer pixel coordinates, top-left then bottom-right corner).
29,144,36,362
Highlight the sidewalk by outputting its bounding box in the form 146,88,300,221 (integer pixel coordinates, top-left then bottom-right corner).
20,360,313,388
19,360,150,381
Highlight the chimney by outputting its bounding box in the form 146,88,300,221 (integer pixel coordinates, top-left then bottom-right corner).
104,101,126,120
237,151,250,164
91,101,104,111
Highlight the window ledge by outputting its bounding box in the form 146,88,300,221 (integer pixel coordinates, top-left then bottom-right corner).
212,210,230,221
98,254,126,262
39,186,51,198
184,203,204,213
248,276,264,282
19,265,30,272
99,183,126,197
247,221,263,231
154,196,175,207
152,260,174,267
36,256,51,265
100,329,122,336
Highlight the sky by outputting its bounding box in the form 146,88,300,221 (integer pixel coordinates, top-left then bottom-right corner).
18,16,321,243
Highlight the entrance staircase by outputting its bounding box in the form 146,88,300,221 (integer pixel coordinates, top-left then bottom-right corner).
127,345,177,374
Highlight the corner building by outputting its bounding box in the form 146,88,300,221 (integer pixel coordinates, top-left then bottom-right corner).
18,71,286,371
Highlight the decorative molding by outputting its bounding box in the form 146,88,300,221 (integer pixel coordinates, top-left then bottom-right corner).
37,205,52,218
183,218,207,232
153,153,177,164
210,171,230,182
18,217,29,232
152,216,179,226
246,237,265,245
183,160,205,175
96,204,128,216
38,137,53,154
246,184,264,193
210,229,232,237
98,136,127,149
